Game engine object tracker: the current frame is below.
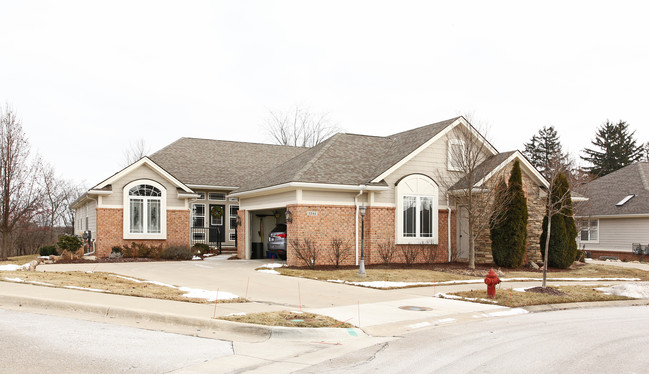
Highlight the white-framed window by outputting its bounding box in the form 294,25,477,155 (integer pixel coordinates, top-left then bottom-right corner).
229,205,239,229
580,219,598,242
209,192,225,201
447,139,465,171
396,174,439,244
123,180,167,240
193,232,205,241
196,192,205,200
229,232,236,241
192,204,205,228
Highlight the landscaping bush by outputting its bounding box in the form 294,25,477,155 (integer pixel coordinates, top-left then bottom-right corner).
57,235,83,253
540,173,577,269
120,242,163,259
162,245,194,260
39,245,58,256
192,243,210,255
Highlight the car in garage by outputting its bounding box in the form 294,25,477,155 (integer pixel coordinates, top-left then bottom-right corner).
267,223,287,260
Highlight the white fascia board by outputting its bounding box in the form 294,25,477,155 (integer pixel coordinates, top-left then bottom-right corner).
476,151,549,189
178,192,201,199
571,196,590,202
371,117,498,184
88,189,112,196
575,214,649,219
186,184,239,190
229,182,389,198
94,157,193,193
448,188,490,195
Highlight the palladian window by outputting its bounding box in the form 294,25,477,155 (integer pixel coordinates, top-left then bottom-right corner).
123,180,167,239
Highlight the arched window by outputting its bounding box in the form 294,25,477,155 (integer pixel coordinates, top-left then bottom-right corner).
396,174,438,244
123,180,166,239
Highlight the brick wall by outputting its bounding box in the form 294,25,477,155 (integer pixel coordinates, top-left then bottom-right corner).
585,249,643,262
95,208,190,258
284,204,454,267
237,209,246,259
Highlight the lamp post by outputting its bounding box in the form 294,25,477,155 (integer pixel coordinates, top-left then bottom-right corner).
358,204,367,277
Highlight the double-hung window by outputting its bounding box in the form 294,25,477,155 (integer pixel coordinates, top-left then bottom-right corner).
402,196,434,238
580,219,598,242
123,180,166,239
192,204,205,228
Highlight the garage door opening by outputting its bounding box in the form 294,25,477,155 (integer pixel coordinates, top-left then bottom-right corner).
249,208,286,259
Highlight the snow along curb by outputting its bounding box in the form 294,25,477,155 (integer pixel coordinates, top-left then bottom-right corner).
0,294,366,341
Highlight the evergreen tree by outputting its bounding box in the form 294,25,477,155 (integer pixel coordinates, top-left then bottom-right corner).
581,120,643,177
489,177,509,266
491,160,528,268
523,126,565,179
540,172,576,269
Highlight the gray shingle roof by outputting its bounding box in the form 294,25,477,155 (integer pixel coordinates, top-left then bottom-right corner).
234,117,461,192
450,151,516,190
576,162,649,216
149,138,305,188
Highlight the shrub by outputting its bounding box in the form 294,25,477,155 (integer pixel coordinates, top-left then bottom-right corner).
399,244,419,266
377,239,395,267
57,234,83,253
290,238,317,269
39,245,58,256
121,242,163,259
111,246,122,254
192,243,210,254
327,238,350,268
162,245,194,260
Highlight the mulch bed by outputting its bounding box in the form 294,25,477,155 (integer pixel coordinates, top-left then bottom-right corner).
524,286,566,296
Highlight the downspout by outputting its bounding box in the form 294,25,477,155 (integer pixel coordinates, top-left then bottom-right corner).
354,185,366,266
447,194,452,263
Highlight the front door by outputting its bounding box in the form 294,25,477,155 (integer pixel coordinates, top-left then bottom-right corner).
208,204,225,245
457,206,469,260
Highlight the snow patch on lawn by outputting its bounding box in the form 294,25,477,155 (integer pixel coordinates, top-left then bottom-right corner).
0,263,29,271
64,285,111,293
596,282,649,299
225,312,246,317
257,269,280,275
259,263,286,269
191,256,202,260
109,274,240,300
4,277,25,282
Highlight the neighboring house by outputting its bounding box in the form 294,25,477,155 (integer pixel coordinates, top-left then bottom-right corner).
72,117,549,266
575,162,649,260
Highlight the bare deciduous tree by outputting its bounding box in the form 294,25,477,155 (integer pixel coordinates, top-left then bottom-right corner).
436,119,512,269
376,238,395,267
40,162,73,242
123,138,150,167
264,106,340,147
0,105,42,260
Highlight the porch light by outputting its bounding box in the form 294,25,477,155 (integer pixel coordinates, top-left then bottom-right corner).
285,209,293,223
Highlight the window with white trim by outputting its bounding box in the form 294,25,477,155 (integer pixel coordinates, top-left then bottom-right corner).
229,205,239,230
208,192,225,201
229,232,236,241
123,180,167,240
196,192,205,200
580,219,598,242
192,204,205,228
396,174,439,244
447,139,465,171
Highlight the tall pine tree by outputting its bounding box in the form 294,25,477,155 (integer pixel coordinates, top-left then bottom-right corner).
581,120,643,177
491,160,528,268
523,126,565,180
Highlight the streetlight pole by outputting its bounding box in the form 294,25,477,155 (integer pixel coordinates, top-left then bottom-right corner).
358,204,366,277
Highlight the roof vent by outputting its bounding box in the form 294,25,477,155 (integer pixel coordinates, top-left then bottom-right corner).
616,194,636,206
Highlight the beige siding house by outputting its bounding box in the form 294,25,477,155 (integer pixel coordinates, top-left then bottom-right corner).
575,162,649,260
72,116,549,265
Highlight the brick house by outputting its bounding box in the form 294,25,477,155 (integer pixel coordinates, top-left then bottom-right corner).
71,116,548,265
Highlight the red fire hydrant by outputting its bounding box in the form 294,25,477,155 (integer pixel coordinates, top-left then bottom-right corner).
484,269,501,299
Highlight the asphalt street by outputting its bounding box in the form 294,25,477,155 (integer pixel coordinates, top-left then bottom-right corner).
297,305,649,374
0,308,233,374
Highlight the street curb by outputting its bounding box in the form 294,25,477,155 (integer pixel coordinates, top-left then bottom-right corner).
522,299,649,313
0,294,366,341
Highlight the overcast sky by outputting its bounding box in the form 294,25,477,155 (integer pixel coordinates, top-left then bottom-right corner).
1,1,647,188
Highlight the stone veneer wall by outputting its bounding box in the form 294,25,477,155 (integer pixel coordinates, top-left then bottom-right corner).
474,163,545,264
284,204,454,267
236,209,246,259
95,208,190,258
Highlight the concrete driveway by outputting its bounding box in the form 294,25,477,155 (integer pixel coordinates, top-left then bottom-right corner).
37,255,506,335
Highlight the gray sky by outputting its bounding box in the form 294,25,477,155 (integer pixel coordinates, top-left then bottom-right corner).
1,1,647,188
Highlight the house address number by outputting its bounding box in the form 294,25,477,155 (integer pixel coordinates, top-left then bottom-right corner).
307,211,318,216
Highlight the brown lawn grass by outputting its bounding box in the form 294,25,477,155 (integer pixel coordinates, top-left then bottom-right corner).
0,270,246,304
447,285,631,307
0,254,37,265
219,310,354,328
272,263,648,286
275,267,480,284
